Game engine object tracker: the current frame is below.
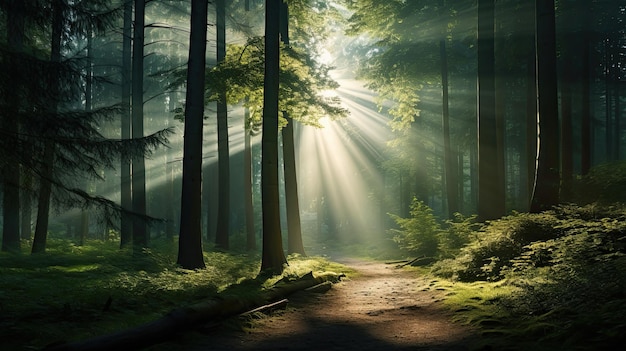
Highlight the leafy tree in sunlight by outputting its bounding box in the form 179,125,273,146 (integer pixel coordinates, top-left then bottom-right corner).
345,0,475,217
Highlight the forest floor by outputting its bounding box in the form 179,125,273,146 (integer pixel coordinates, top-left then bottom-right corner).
150,258,478,351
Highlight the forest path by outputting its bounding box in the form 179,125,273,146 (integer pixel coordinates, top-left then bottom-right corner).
155,259,476,351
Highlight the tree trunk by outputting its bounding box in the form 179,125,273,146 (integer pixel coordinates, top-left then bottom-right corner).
20,175,32,241
132,0,148,253
32,0,63,254
244,106,257,251
32,141,55,254
530,0,560,213
280,1,306,255
177,0,209,270
560,51,574,202
215,0,231,250
477,0,504,221
120,0,133,248
525,49,537,208
439,0,458,218
79,32,94,247
261,0,288,274
2,0,24,253
580,4,591,176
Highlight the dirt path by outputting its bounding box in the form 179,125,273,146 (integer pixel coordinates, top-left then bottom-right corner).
156,259,476,351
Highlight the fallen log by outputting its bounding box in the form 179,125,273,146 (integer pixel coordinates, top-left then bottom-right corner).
396,256,436,268
43,272,332,351
385,259,410,265
304,281,333,293
240,298,289,316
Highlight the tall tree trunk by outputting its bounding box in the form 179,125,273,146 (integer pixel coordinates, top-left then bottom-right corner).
120,0,133,248
32,0,63,254
580,6,591,176
177,0,209,270
165,95,175,241
2,0,24,253
79,32,94,247
525,50,537,208
280,1,306,255
132,0,148,253
244,105,256,251
615,79,621,159
260,0,287,274
439,0,458,218
560,53,574,202
604,39,613,162
243,0,256,252
477,0,504,221
20,175,32,241
530,0,560,213
215,0,231,250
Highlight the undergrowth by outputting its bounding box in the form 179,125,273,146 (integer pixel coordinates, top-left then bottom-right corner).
417,204,626,350
0,239,350,350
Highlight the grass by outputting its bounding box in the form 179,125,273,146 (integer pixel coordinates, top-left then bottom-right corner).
0,239,352,350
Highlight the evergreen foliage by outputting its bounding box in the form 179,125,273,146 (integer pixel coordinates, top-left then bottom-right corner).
0,0,171,242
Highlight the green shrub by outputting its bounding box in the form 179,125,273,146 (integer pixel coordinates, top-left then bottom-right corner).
437,213,479,258
432,211,563,281
388,198,441,257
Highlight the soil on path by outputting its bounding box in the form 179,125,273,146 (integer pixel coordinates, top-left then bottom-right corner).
157,259,477,351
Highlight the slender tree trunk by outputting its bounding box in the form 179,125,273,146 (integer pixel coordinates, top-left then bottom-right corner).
32,144,54,254
32,0,63,254
530,0,560,213
244,106,256,251
2,0,24,253
79,32,94,247
604,39,613,162
215,0,231,250
560,53,574,202
242,0,256,252
132,0,148,253
581,13,592,175
280,1,306,255
177,0,209,270
477,0,503,221
525,50,537,208
440,0,457,218
20,176,32,241
165,97,175,241
615,80,621,159
260,0,287,274
120,0,133,248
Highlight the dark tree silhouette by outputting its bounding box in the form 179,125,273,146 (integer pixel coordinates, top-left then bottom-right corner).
177,0,209,270
477,0,505,221
280,1,306,256
215,0,231,250
530,0,560,213
261,0,288,274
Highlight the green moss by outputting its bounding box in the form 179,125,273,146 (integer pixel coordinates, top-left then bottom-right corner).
0,239,352,350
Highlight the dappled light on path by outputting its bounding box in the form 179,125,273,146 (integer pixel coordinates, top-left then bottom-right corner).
157,260,476,351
